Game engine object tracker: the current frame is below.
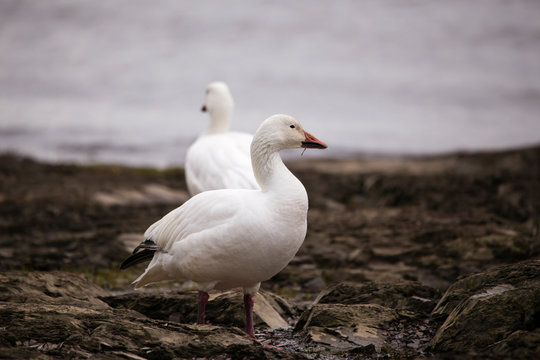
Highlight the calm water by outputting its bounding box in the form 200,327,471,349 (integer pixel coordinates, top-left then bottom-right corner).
1,0,540,167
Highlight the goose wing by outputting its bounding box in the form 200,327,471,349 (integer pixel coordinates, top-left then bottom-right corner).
143,188,253,252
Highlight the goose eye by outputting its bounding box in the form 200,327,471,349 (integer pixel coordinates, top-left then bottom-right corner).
290,125,295,129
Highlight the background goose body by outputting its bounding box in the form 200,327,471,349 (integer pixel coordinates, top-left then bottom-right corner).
185,132,256,195
185,82,259,196
122,114,327,338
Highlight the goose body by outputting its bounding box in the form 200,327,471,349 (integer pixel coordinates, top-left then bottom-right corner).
122,114,327,338
135,185,307,292
185,82,259,195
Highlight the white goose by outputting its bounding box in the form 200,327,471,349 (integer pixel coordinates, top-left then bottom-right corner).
185,82,259,196
121,114,327,338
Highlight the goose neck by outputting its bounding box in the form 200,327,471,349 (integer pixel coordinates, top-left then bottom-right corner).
205,110,231,134
250,139,301,194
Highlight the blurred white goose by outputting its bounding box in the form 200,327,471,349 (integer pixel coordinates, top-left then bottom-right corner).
185,81,259,196
121,114,327,338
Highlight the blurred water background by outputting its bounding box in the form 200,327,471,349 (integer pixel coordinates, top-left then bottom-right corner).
1,0,539,167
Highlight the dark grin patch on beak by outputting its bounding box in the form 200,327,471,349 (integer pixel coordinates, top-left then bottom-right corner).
301,141,327,149
301,130,328,149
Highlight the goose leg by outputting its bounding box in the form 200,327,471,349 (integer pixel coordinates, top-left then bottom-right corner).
197,291,209,324
243,293,255,339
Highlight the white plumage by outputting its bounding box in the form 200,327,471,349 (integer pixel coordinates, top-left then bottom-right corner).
185,82,259,196
122,114,327,338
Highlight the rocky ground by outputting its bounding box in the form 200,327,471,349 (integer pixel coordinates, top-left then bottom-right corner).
0,146,539,359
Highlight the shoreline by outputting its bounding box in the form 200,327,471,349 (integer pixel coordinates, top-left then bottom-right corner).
2,141,540,170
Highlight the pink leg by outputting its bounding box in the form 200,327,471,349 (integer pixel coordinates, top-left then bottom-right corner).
243,294,255,339
197,291,209,324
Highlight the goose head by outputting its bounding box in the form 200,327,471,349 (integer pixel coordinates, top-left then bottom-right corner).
201,82,234,133
251,114,327,191
253,114,327,153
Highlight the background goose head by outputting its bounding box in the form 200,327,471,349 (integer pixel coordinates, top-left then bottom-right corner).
201,81,235,134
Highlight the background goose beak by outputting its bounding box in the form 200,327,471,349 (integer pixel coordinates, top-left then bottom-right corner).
302,130,328,149
201,105,207,112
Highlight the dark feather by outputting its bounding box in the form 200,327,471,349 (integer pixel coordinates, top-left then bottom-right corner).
120,249,156,270
132,239,160,254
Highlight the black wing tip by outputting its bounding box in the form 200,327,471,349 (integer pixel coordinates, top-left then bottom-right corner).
120,249,156,270
132,239,160,254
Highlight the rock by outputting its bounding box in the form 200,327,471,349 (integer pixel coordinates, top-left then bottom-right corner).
0,303,267,359
432,259,540,317
430,260,540,356
294,303,398,350
102,291,198,323
291,281,442,355
0,271,280,359
316,281,441,315
0,271,109,309
488,329,540,359
295,280,440,357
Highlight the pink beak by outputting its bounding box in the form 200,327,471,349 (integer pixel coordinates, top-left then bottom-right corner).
301,130,328,149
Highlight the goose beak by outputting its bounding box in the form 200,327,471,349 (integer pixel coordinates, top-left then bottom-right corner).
301,130,328,149
201,105,207,112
